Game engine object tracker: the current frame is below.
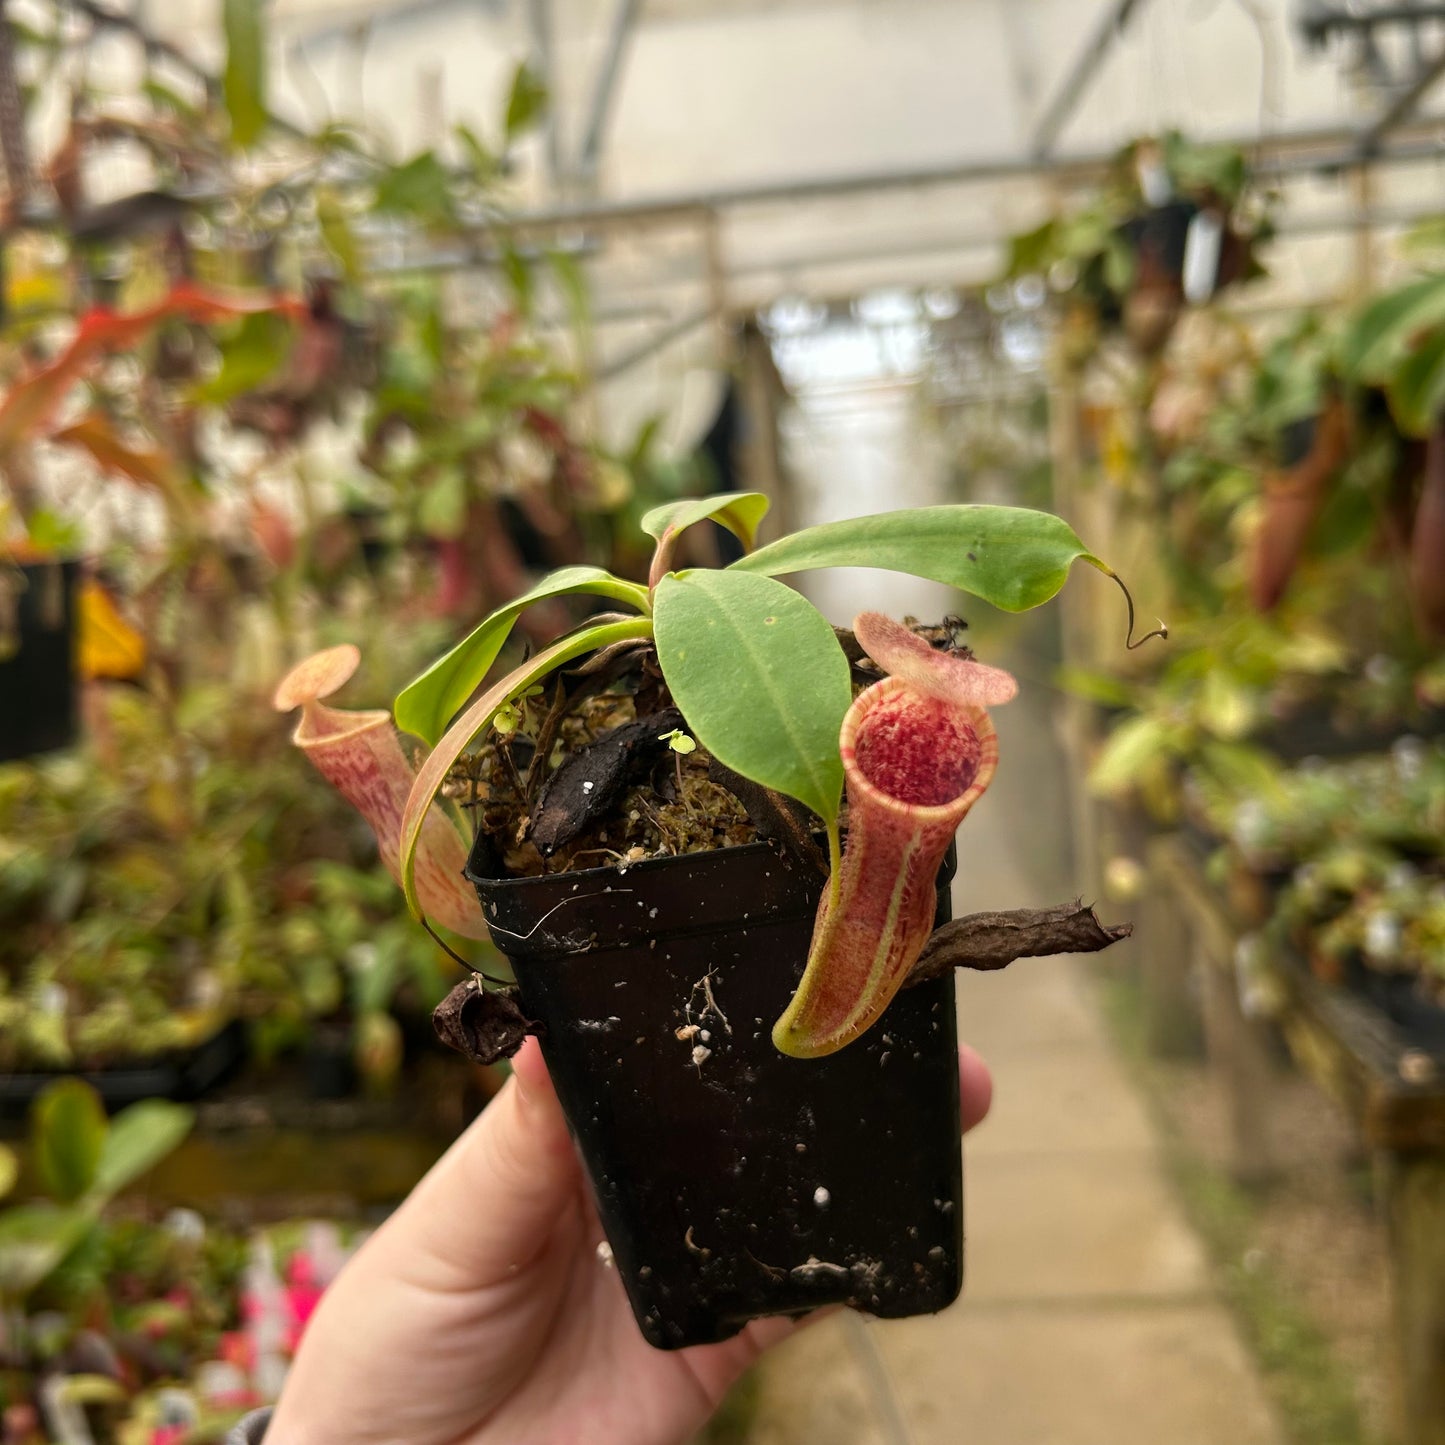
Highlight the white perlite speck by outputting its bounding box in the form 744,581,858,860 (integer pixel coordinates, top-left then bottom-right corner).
596,1241,614,1267
813,1186,831,1208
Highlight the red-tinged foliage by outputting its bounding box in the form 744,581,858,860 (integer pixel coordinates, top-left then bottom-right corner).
0,283,305,455
1250,394,1350,612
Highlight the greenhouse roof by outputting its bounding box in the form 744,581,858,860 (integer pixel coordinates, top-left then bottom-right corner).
47,0,1445,431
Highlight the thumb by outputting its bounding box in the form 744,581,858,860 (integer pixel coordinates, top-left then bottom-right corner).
374,1039,582,1286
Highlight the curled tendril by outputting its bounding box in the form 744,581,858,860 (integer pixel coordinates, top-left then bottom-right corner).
1108,570,1169,650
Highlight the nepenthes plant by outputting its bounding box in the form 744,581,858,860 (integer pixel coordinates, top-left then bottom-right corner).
276,492,1159,1058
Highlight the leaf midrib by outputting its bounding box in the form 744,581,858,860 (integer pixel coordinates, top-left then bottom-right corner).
686,578,840,819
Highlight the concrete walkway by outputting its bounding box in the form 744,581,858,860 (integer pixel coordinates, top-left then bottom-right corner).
736,684,1287,1445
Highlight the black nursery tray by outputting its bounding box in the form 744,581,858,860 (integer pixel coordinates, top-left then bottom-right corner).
1257,704,1445,763
0,1019,247,1122
1159,833,1445,1152
1269,950,1445,1151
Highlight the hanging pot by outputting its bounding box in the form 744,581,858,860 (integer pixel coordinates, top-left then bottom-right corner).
467,834,962,1350
0,559,80,762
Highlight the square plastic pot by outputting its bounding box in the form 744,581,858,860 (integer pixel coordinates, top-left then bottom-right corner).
0,560,79,763
467,834,962,1350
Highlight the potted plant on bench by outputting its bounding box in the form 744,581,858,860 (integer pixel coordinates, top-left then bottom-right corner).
275,494,1150,1347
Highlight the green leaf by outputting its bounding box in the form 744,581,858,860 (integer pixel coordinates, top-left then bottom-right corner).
1055,665,1135,709
50,1376,127,1408
91,1100,193,1200
732,505,1105,613
31,1079,105,1203
316,187,361,282
642,492,771,551
374,151,456,227
395,566,652,745
0,1201,92,1295
653,571,851,823
1402,216,1445,258
417,467,467,539
22,509,83,554
500,243,534,317
143,78,203,121
1196,740,1282,800
0,1144,17,1201
194,311,295,405
1197,669,1257,740
1006,217,1058,277
1341,274,1445,383
222,0,267,149
504,62,548,142
454,122,498,181
1088,715,1177,797
1387,325,1445,437
627,415,663,470
549,250,590,338
400,617,655,918
1164,133,1247,204
1101,235,1135,297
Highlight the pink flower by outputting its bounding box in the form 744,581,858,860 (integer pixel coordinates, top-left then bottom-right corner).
772,614,1014,1058
284,1253,324,1337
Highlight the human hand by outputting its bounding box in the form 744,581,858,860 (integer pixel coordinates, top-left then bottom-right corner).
268,1038,992,1445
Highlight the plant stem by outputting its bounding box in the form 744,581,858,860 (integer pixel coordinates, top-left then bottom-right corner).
498,738,526,799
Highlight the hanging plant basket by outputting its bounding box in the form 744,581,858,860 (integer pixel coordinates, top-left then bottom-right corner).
466,834,963,1350
0,559,81,763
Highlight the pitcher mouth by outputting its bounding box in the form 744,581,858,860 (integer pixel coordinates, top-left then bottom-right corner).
771,671,1002,1059
841,676,998,822
292,702,394,749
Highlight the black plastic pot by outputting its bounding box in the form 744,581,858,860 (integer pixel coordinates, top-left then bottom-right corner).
0,560,80,763
0,1019,246,1121
1341,956,1445,1055
304,1020,360,1100
1278,414,1318,470
467,835,962,1350
1120,200,1199,291
343,506,392,578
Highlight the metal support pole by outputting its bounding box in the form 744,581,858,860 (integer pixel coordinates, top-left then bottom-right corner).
579,0,642,181
67,0,216,94
1357,44,1445,155
1031,0,1150,160
64,0,310,137
701,209,729,353
1350,164,1376,299
469,114,1445,242
597,308,711,381
527,0,563,188
1301,3,1445,45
